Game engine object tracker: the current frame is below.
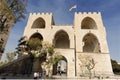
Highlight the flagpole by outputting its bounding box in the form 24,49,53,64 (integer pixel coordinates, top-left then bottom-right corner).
76,0,77,13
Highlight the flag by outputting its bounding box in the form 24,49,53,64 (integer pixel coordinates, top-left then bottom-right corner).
69,5,77,11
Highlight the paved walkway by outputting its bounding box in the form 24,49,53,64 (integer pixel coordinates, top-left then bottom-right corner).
0,74,120,79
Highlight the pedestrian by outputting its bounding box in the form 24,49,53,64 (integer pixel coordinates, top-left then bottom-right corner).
34,72,38,80
42,71,46,78
59,70,62,76
39,72,42,78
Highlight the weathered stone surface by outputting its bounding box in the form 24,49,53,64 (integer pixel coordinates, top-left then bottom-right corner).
23,12,113,77
0,12,113,78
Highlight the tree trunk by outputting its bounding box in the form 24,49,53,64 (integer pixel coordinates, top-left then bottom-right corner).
32,58,40,72
46,64,53,78
89,70,92,79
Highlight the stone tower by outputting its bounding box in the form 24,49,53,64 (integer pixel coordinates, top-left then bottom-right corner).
23,12,113,77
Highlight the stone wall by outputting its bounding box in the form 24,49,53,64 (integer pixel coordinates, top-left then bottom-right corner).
23,12,113,77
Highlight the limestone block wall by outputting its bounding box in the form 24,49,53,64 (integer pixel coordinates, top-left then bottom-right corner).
74,12,109,53
23,12,113,77
25,13,53,29
23,13,76,77
55,49,75,77
76,52,113,77
49,25,74,48
23,13,53,41
75,30,109,53
23,13,75,49
24,26,75,48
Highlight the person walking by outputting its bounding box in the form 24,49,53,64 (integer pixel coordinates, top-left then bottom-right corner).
34,72,38,80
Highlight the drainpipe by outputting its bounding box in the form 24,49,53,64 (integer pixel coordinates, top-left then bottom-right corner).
74,33,77,76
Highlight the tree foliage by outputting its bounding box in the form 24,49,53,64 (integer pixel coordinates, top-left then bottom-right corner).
16,36,63,77
5,0,27,21
0,0,27,22
16,36,28,57
111,59,120,75
0,61,5,66
28,38,42,51
0,0,27,56
79,55,96,78
0,61,7,67
6,52,16,62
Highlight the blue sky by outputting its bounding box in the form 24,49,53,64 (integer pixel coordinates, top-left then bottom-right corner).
2,0,120,62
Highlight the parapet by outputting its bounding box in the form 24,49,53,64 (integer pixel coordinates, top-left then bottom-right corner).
75,12,101,15
29,12,52,16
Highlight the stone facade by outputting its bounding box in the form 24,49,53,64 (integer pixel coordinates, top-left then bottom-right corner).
23,12,113,77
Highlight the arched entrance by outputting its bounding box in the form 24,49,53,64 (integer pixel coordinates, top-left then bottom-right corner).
30,33,43,41
32,17,45,28
32,56,46,72
52,56,67,76
54,30,70,49
29,33,44,73
81,17,97,29
28,33,43,51
82,33,101,53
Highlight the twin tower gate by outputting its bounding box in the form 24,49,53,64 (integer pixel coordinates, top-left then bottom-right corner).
23,12,113,77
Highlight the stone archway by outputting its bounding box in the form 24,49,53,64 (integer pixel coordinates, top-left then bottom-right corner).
32,56,46,73
28,33,43,51
30,33,43,41
32,17,45,28
82,33,101,53
29,33,44,73
52,56,67,76
54,30,70,49
81,17,97,29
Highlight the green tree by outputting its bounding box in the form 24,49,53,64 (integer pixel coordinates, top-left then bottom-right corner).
29,40,62,77
79,55,96,79
5,0,27,21
6,52,16,62
16,36,28,57
17,36,62,78
40,42,62,77
0,0,27,26
0,0,27,59
28,38,42,51
111,59,120,75
0,61,5,66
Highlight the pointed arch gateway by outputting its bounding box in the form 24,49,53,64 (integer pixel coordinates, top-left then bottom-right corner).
52,56,67,76
30,33,43,41
29,33,43,50
32,17,45,28
29,33,44,73
54,30,70,49
82,33,101,53
81,17,97,29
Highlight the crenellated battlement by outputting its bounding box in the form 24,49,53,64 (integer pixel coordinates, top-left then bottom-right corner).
75,12,101,15
30,12,52,16
29,12,101,16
